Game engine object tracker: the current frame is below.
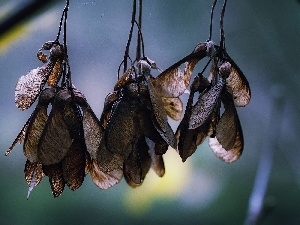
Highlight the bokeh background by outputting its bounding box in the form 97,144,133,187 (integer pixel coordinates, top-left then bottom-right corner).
0,0,299,224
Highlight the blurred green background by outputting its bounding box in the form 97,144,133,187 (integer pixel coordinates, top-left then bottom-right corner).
0,0,299,224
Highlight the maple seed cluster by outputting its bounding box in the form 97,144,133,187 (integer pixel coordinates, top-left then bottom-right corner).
6,0,251,198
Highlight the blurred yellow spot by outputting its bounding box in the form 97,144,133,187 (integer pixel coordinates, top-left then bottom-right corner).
124,148,191,216
0,22,29,54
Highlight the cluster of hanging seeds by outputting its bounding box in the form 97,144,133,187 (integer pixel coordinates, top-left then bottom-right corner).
6,0,251,198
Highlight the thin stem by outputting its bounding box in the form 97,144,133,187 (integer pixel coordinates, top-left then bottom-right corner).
56,0,69,42
219,0,227,50
198,58,212,76
209,0,218,41
63,0,72,88
136,0,143,61
134,20,145,59
122,0,137,76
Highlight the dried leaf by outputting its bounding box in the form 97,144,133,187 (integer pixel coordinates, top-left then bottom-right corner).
43,163,65,197
162,97,183,121
90,159,123,189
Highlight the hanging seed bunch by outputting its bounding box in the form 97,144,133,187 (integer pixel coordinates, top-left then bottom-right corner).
6,1,123,198
176,0,251,163
6,0,251,197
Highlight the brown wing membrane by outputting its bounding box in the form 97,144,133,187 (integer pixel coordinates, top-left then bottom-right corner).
43,163,65,198
90,160,123,189
152,42,207,98
224,54,251,107
15,64,51,110
123,138,152,187
145,137,165,177
24,160,44,198
24,88,57,163
82,106,103,160
176,76,211,161
62,139,86,191
209,100,244,163
216,103,238,150
97,98,137,171
162,97,183,121
189,77,225,129
146,75,168,133
38,104,72,165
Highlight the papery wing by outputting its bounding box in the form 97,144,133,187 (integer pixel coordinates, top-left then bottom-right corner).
24,160,44,198
47,59,62,86
24,88,56,162
176,87,209,162
62,139,86,191
38,107,72,165
124,138,152,187
114,68,133,90
189,77,225,129
5,117,30,156
43,163,65,198
24,107,48,163
209,101,244,163
82,106,103,160
216,103,238,150
145,137,165,177
209,128,243,163
99,91,120,128
15,61,56,110
90,159,123,189
72,88,104,160
151,115,177,150
153,59,198,98
147,76,168,133
224,55,251,107
97,99,137,171
162,97,183,121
